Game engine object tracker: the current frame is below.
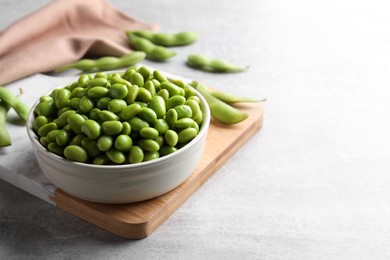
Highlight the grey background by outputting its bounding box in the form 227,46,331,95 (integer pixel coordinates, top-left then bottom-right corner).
1,0,390,259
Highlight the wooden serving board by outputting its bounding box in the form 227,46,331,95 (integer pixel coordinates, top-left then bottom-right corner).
52,102,264,239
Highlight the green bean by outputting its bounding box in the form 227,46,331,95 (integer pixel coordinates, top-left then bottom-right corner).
187,54,247,73
127,30,199,47
0,101,11,147
127,34,176,61
54,51,146,73
0,88,30,121
191,81,248,124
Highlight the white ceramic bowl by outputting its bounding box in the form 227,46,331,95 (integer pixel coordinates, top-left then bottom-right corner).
27,89,210,204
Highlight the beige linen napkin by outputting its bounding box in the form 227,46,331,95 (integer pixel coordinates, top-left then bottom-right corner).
0,0,158,85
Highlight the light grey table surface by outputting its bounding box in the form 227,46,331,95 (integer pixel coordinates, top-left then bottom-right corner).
1,0,390,259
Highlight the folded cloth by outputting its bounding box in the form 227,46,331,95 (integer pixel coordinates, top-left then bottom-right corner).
0,0,158,85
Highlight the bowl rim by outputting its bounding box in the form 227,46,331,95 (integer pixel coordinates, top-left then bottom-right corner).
27,82,210,171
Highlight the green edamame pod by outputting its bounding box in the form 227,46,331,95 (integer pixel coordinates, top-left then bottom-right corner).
0,87,30,121
54,51,146,73
187,54,247,73
0,101,11,147
128,30,199,47
191,82,248,124
210,91,262,103
127,34,176,61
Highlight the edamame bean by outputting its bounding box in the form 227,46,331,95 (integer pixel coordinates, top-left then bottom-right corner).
136,87,152,103
96,97,110,110
137,66,152,81
128,117,149,132
48,142,64,156
46,129,60,143
35,100,56,117
38,122,58,137
154,119,169,134
148,95,166,118
128,145,144,164
108,99,127,113
79,96,94,113
56,129,72,146
174,105,192,119
143,80,156,96
64,145,88,163
138,139,160,152
129,72,144,87
106,148,126,164
121,122,131,135
99,110,119,121
67,113,85,134
97,135,113,151
165,108,178,127
140,127,159,139
161,82,182,96
166,95,186,110
0,101,11,147
88,86,109,99
93,155,109,165
54,88,71,109
114,134,133,152
101,121,123,135
33,115,48,132
187,54,247,73
110,83,128,99
175,118,197,129
125,85,139,104
159,145,177,157
138,107,157,124
143,151,159,162
164,129,178,147
178,127,198,143
81,137,101,157
120,103,142,120
81,119,101,139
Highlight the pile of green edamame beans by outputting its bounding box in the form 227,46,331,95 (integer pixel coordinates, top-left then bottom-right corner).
0,88,29,147
32,66,205,164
